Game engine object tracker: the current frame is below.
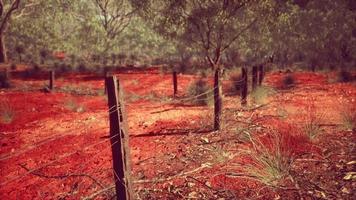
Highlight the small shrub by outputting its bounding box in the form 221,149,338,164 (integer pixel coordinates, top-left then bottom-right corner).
281,74,295,89
340,104,356,131
77,63,87,73
0,70,11,88
64,98,86,113
187,79,211,106
10,63,17,70
338,70,353,82
225,72,243,96
0,100,15,124
251,86,275,105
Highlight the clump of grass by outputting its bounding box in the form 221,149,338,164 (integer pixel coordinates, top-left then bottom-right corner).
281,74,295,89
338,70,353,83
340,104,356,131
250,86,275,105
64,98,86,113
239,128,312,187
0,100,15,124
187,79,211,106
302,106,324,140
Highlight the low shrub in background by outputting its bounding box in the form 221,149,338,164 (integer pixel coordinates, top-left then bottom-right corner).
340,104,356,131
187,79,211,106
225,72,243,96
0,70,11,88
281,74,295,89
0,99,15,124
251,86,275,105
64,98,86,113
338,70,353,83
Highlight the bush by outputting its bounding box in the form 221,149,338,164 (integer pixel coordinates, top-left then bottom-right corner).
251,86,275,105
341,104,356,131
281,74,295,88
10,63,17,70
77,63,88,73
225,72,243,96
0,70,11,88
338,70,353,82
187,79,211,106
64,98,86,113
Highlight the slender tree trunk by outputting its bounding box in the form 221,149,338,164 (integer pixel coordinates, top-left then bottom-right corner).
172,71,177,97
0,34,7,63
241,67,248,106
213,67,222,131
252,66,258,90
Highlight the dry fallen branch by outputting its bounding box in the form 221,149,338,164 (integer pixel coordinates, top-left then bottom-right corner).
19,164,106,189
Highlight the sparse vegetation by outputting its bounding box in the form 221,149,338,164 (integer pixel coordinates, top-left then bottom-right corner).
0,99,15,124
239,128,312,187
302,107,324,140
281,74,295,89
340,104,356,131
64,98,86,113
338,70,353,83
187,79,211,106
225,72,243,96
250,86,275,105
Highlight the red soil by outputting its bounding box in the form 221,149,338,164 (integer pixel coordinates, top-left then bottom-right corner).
0,68,355,199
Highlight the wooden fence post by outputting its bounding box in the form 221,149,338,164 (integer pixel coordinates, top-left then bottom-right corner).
252,66,258,90
258,65,264,86
49,70,55,90
213,68,222,131
173,71,177,97
241,67,248,106
105,76,133,200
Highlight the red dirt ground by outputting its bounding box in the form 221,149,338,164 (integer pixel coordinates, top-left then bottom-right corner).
0,67,355,199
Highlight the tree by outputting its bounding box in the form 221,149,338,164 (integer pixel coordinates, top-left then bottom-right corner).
93,0,136,54
0,0,20,63
133,0,258,130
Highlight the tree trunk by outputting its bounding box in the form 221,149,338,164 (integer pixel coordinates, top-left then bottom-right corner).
241,67,248,106
213,68,222,131
258,65,264,85
0,34,7,63
252,66,258,90
173,71,177,97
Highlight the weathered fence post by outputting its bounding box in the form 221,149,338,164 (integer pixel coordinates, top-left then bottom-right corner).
105,76,133,200
49,70,55,90
173,71,177,97
104,70,110,94
252,66,258,90
241,67,248,106
213,68,222,131
258,65,264,86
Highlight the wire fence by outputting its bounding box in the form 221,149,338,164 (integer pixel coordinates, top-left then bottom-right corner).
0,68,261,199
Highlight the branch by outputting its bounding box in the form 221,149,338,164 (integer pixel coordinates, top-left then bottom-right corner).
0,0,20,32
221,17,258,52
19,164,106,189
